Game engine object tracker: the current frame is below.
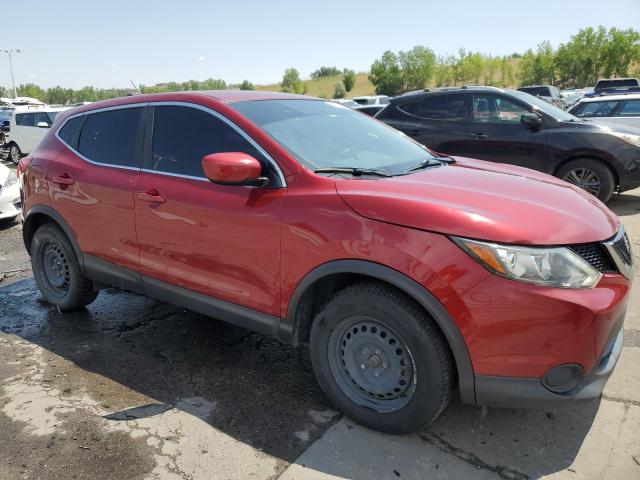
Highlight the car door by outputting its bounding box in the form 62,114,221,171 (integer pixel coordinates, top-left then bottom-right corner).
464,93,552,171
134,103,286,316
13,112,36,152
388,93,471,155
33,111,54,151
49,106,144,275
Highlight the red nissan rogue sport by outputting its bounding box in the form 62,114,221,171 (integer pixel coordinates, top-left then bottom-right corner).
18,91,632,434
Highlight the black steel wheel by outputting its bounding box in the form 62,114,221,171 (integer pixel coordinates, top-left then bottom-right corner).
557,158,615,203
328,317,417,413
31,223,99,311
310,282,453,434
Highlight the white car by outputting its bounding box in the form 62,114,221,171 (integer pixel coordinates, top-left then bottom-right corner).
0,163,20,221
350,95,390,106
568,93,640,129
8,106,68,164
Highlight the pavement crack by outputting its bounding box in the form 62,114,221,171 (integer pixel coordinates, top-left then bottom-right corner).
418,432,530,480
602,394,640,407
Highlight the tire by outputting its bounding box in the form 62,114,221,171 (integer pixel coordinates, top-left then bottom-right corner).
31,223,99,311
310,281,453,434
9,143,22,165
557,158,615,203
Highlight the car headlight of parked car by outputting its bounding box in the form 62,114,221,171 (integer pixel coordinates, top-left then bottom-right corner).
3,170,17,188
611,132,640,148
452,237,602,288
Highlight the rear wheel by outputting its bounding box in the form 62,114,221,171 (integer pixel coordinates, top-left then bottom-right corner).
557,159,615,203
9,143,22,165
31,223,98,311
310,282,453,434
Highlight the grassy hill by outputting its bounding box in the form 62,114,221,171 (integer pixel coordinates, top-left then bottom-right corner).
256,73,375,99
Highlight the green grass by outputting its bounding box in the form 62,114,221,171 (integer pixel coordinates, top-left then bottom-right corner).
256,73,375,99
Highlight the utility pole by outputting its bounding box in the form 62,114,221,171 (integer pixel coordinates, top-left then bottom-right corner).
1,49,21,98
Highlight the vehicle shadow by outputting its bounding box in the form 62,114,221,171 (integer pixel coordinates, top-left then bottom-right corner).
0,279,600,478
608,190,640,217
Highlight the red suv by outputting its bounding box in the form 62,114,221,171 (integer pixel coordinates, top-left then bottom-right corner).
18,91,631,434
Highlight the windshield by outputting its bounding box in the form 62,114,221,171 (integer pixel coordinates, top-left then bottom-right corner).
232,100,435,174
510,90,578,122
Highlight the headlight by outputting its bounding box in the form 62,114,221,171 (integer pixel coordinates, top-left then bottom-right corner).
452,237,602,288
611,132,640,148
3,170,17,188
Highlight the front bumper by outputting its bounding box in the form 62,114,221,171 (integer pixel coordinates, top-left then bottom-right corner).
475,321,624,409
0,182,21,220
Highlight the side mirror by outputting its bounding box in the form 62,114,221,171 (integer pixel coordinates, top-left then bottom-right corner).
201,152,267,187
520,113,542,130
36,121,50,128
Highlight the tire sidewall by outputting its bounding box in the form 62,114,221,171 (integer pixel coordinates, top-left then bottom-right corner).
9,144,21,165
558,159,615,203
31,225,86,311
310,286,450,434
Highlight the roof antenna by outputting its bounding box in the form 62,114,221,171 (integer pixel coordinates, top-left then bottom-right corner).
130,80,142,95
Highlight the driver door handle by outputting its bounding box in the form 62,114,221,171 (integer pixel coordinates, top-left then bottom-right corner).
53,173,75,186
137,189,166,204
469,133,489,139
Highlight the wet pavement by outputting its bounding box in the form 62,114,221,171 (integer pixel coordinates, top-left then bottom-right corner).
0,182,639,479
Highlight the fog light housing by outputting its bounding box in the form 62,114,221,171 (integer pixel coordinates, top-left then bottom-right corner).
542,364,584,394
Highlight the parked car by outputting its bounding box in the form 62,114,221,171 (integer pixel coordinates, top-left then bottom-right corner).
594,78,639,92
351,95,390,106
19,91,630,434
330,99,359,108
568,93,640,129
0,163,21,222
376,86,640,202
561,89,586,109
517,85,565,109
7,106,68,164
353,104,385,116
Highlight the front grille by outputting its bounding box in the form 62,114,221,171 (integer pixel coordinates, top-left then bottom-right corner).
569,243,617,272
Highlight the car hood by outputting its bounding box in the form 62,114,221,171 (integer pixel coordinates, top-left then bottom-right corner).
335,157,619,245
566,119,640,135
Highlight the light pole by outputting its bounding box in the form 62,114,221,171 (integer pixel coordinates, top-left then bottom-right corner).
1,49,21,98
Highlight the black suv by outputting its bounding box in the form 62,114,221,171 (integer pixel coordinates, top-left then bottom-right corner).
376,86,640,202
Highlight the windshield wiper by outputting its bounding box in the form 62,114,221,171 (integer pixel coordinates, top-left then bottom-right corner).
313,167,394,177
401,156,454,173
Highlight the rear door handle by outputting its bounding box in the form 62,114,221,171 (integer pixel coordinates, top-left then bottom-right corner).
137,189,166,204
53,173,75,186
469,133,489,139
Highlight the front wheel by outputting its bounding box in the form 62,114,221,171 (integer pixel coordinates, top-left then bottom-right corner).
557,159,615,203
310,282,453,434
9,143,22,165
31,223,99,311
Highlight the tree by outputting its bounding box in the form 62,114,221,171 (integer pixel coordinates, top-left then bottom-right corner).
556,26,608,87
368,50,404,95
46,86,73,104
601,27,640,78
281,67,304,93
342,68,356,92
333,81,346,99
239,80,254,90
399,46,436,90
76,86,97,102
310,66,340,79
520,41,556,86
201,78,226,90
17,84,46,101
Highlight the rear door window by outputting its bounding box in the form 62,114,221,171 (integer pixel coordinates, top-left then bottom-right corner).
78,107,143,168
618,100,640,116
399,95,467,121
150,105,269,179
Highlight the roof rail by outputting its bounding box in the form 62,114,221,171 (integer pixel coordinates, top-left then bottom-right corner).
460,85,503,91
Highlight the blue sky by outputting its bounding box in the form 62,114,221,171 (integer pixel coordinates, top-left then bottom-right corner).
2,0,639,89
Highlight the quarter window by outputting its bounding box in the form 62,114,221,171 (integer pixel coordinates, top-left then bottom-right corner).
399,95,467,121
78,107,142,168
15,113,36,127
58,116,83,148
150,105,267,178
472,95,528,123
619,100,640,116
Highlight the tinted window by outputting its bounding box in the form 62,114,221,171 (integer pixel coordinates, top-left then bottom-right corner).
399,95,467,121
151,105,267,178
572,101,620,118
518,87,551,97
58,116,83,148
15,113,36,127
472,95,528,123
595,79,639,91
78,107,142,167
34,111,53,127
619,100,640,116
